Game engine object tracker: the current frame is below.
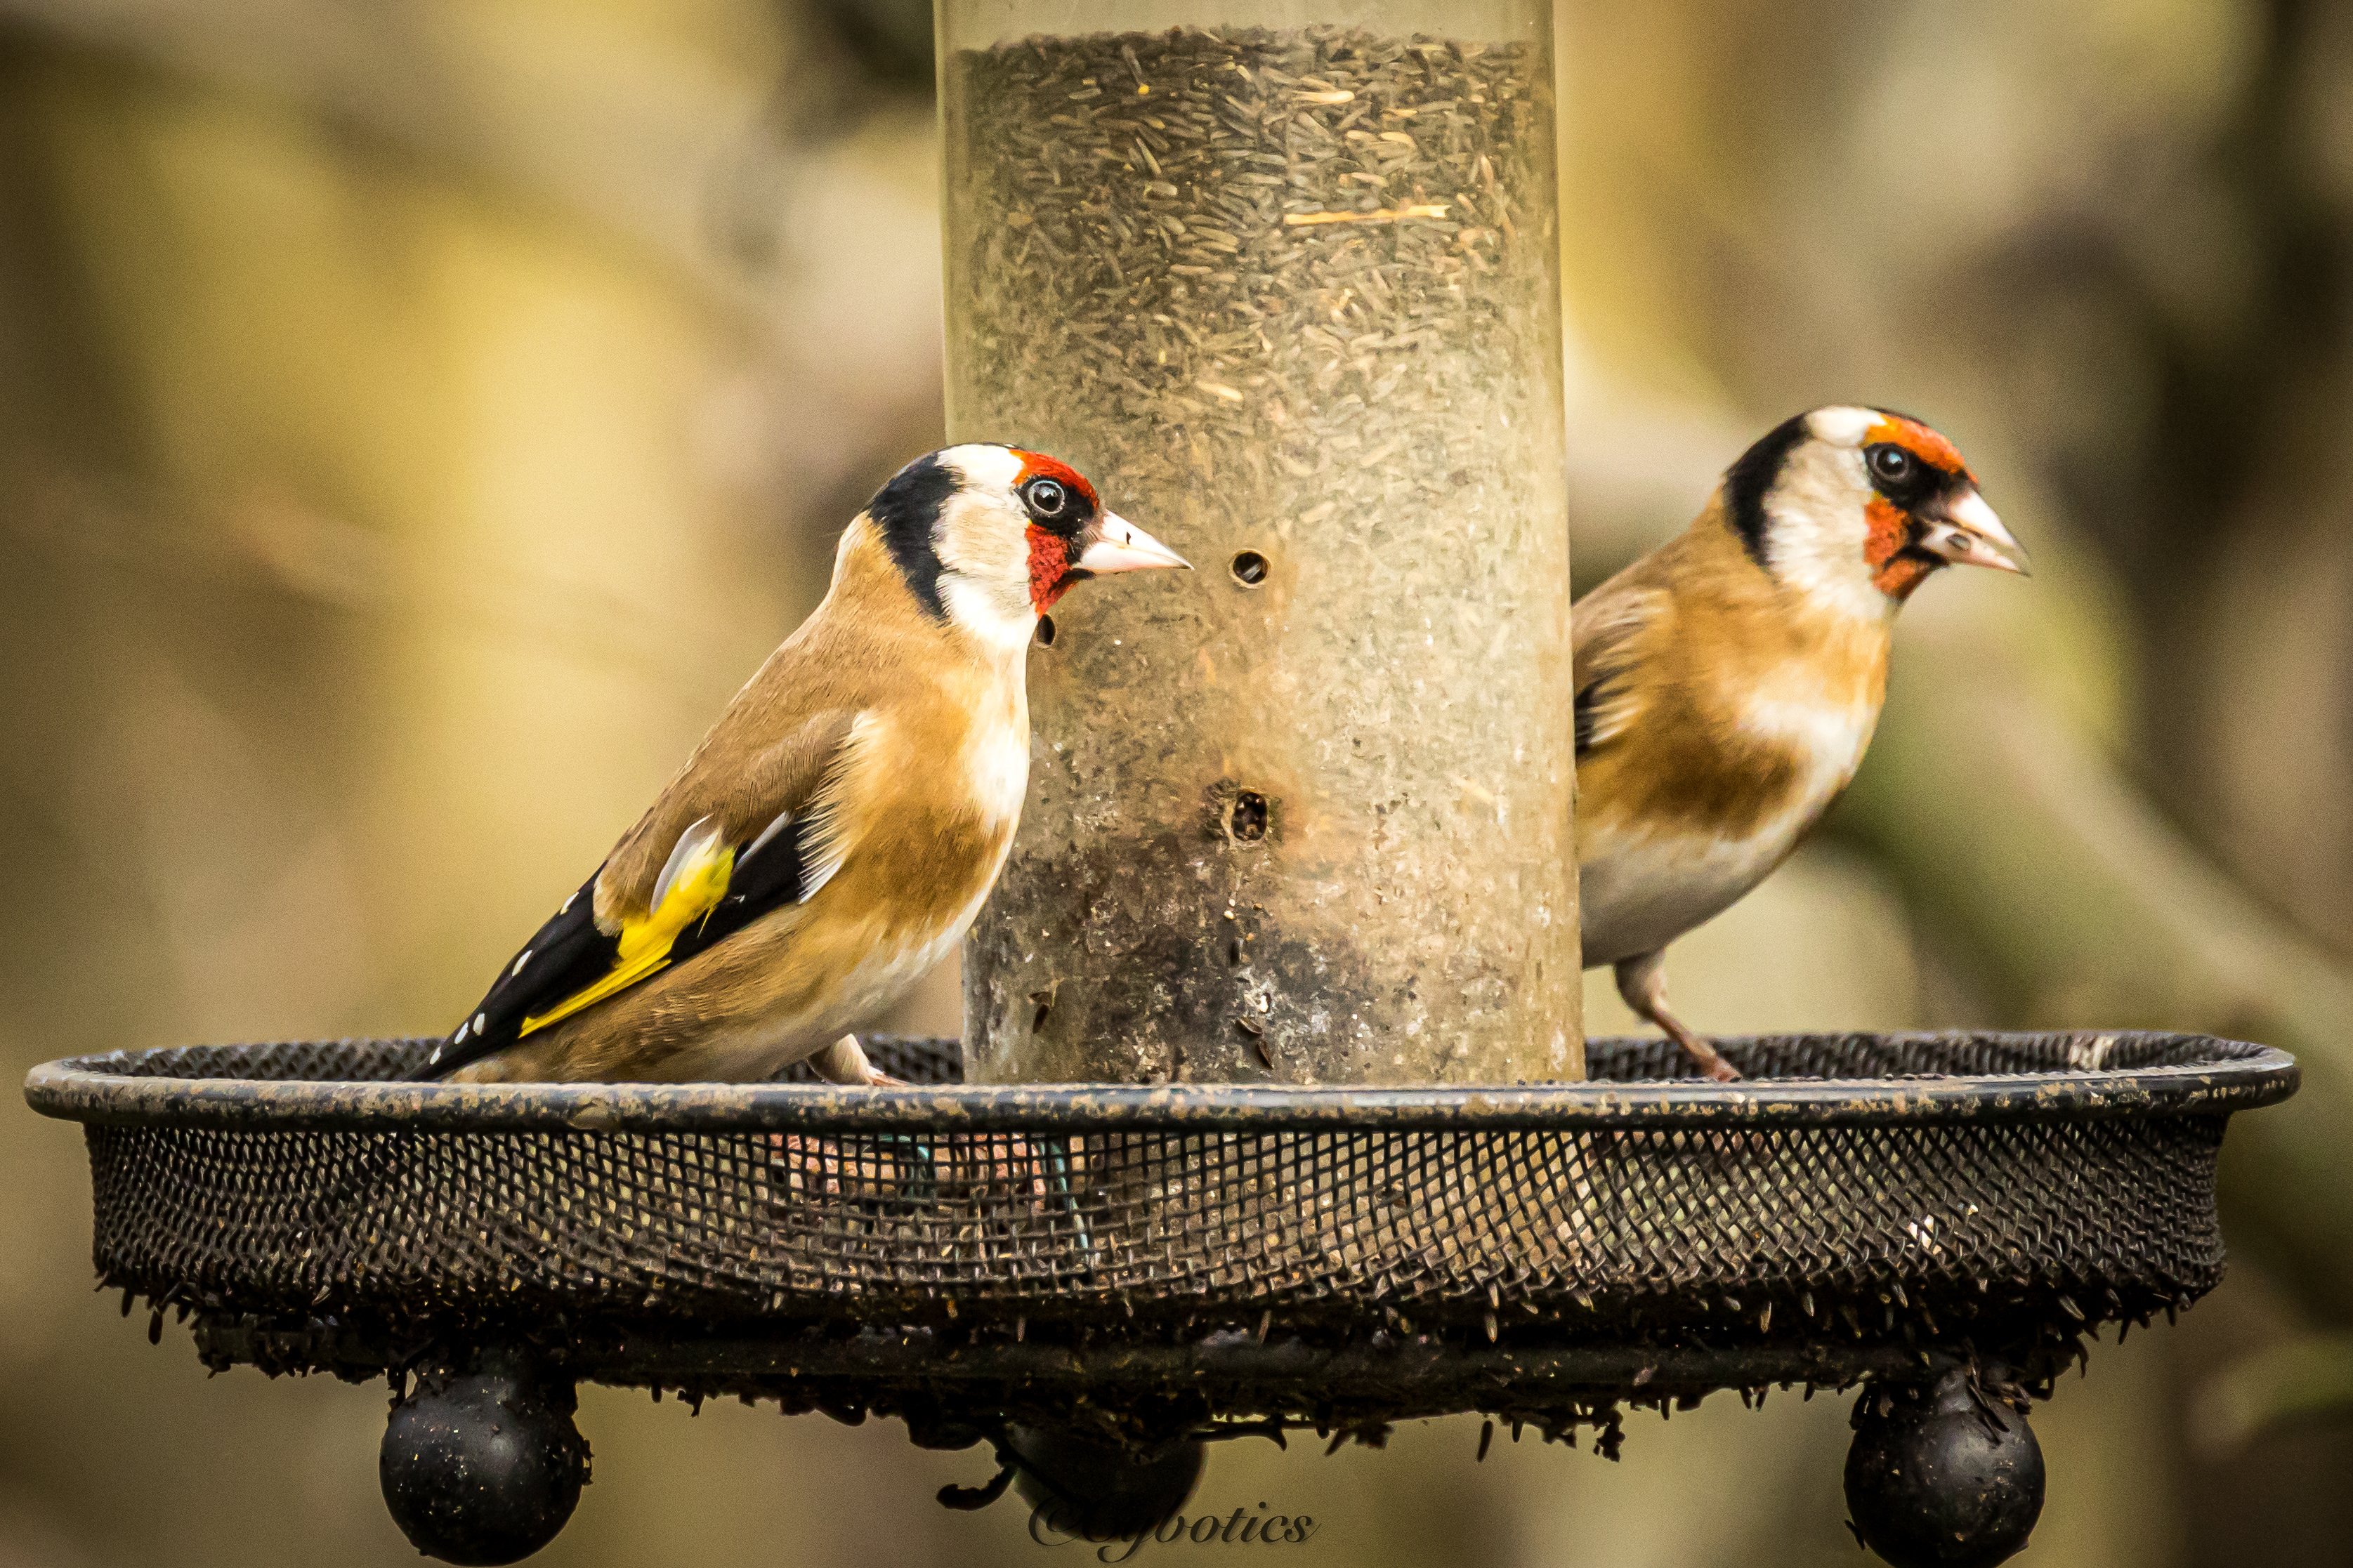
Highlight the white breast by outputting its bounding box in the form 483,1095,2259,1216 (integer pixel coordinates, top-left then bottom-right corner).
966,706,1032,831
1580,686,1877,968
1578,825,1795,966
1738,690,1876,801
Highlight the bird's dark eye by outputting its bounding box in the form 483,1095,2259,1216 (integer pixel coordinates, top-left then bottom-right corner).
1866,444,1915,486
1025,478,1068,518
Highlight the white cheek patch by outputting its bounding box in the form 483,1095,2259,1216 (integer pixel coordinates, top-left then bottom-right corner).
931,472,1043,654
1762,441,1892,626
933,485,1025,577
940,575,1039,657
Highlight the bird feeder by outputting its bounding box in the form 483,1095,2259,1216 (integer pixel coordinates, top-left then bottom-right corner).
25,1032,2296,1567
940,0,1581,1086
19,9,2312,1568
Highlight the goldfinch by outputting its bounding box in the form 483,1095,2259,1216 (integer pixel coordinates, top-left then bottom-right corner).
425,445,1188,1085
1576,407,2026,1081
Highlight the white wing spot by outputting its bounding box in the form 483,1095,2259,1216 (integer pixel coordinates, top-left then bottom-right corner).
512,949,531,977
473,1013,487,1034
652,815,724,912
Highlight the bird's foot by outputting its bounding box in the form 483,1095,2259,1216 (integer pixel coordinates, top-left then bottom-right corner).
1654,1017,1741,1081
1671,1029,1742,1083
1613,953,1742,1081
808,1034,906,1088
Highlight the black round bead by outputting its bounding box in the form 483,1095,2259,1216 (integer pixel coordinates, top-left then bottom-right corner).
1844,1370,2044,1568
1007,1425,1205,1540
380,1364,591,1565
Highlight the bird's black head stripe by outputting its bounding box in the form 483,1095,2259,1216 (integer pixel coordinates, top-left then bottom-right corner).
1721,412,1813,571
867,453,959,622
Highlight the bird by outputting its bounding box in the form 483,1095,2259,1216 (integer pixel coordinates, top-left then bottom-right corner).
421,444,1188,1086
1574,407,2027,1081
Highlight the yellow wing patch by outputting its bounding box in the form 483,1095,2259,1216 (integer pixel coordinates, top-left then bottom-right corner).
519,820,736,1038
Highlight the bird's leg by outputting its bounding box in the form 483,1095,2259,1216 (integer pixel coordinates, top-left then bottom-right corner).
1614,951,1741,1082
807,1033,909,1088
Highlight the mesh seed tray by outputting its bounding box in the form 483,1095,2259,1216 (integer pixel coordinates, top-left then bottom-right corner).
26,1032,2291,1421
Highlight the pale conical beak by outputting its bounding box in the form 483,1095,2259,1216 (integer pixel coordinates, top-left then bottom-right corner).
1923,489,2031,576
1075,513,1190,574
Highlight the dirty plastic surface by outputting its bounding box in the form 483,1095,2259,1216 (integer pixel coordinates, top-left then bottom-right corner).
943,18,1580,1085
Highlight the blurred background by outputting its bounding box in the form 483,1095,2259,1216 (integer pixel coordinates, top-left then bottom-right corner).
4,0,2352,1562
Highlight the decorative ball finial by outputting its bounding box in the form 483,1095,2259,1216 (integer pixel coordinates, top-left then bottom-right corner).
379,1360,591,1566
1844,1368,2045,1567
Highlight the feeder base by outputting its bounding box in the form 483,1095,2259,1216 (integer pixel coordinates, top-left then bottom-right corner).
26,1031,2293,1568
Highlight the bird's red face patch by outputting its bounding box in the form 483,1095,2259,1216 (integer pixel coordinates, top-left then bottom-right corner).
1864,498,1935,600
1009,449,1100,614
1860,414,1974,600
1028,527,1075,613
1863,416,1973,485
1009,450,1100,513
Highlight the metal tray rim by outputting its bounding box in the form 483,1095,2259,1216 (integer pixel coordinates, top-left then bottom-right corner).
22,1030,2298,1133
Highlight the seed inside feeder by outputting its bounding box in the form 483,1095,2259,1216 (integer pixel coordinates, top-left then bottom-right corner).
949,24,1580,1086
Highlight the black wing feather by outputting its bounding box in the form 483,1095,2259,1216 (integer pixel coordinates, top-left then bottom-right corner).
422,871,615,1079
667,815,811,968
1575,667,1635,759
421,816,820,1081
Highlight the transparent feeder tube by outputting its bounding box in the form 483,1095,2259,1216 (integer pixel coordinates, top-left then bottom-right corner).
943,0,1580,1085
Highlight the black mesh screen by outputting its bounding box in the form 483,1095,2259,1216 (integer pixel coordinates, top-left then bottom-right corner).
68,1034,2257,1364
